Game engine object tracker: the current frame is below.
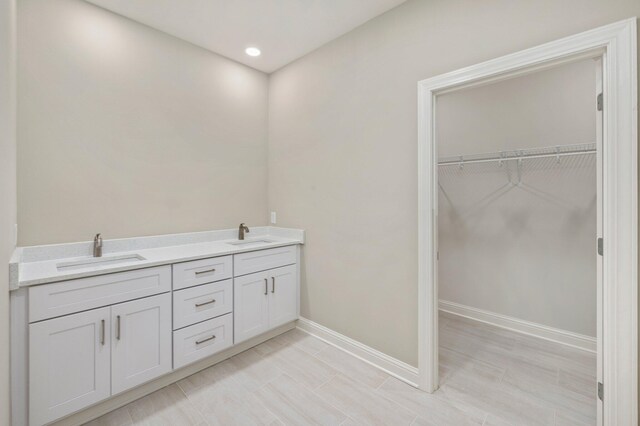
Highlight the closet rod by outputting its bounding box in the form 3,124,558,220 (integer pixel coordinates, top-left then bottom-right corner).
438,144,596,166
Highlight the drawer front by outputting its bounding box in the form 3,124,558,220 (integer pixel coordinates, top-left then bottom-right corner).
172,256,232,290
234,245,297,277
173,314,233,369
29,266,171,323
173,279,233,330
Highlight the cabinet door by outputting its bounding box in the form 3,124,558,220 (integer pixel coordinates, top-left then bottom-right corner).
111,293,172,394
29,307,111,426
233,271,269,343
268,264,298,328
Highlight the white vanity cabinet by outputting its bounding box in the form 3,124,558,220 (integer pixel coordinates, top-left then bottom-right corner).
29,293,172,425
18,241,301,426
27,267,172,426
29,307,111,426
234,270,271,342
268,264,298,328
234,260,298,344
111,293,172,394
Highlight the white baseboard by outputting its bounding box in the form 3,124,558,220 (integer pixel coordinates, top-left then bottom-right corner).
296,317,419,387
439,300,596,353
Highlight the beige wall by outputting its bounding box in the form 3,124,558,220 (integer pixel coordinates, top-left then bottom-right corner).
268,0,640,366
438,60,597,336
18,0,269,246
0,0,17,424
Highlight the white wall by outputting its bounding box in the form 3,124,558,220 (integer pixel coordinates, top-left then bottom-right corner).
437,60,597,336
268,0,640,366
17,0,269,246
0,0,17,424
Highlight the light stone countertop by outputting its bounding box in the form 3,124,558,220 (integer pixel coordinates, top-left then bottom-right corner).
10,226,304,289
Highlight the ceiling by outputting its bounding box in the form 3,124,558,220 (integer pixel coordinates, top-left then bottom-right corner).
85,0,407,73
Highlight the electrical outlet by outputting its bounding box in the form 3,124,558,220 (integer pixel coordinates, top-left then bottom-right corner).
270,211,277,224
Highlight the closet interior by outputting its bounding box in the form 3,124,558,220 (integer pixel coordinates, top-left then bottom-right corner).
435,58,599,424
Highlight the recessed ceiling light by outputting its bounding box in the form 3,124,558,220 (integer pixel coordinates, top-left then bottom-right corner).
245,47,261,57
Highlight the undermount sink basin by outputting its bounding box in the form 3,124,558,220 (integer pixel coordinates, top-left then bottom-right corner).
226,238,275,246
56,254,146,271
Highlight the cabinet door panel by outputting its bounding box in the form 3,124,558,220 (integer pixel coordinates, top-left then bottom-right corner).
233,271,269,343
268,265,298,328
111,293,172,394
29,307,111,426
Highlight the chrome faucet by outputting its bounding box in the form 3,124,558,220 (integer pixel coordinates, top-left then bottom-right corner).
93,233,103,257
238,223,250,240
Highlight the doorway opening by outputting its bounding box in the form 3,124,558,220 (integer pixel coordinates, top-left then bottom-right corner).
437,57,601,425
417,19,637,425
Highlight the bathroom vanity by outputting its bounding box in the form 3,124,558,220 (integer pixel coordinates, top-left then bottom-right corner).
9,227,303,426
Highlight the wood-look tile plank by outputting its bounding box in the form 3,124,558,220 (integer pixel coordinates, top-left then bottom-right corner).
255,373,348,425
439,327,519,371
555,409,596,426
558,368,597,400
377,377,485,425
184,366,280,426
280,328,332,355
314,373,417,426
255,329,331,358
83,407,133,426
439,347,505,385
262,344,339,389
126,384,205,426
502,361,595,424
218,347,284,392
313,345,389,388
482,414,516,426
439,368,556,425
176,362,230,396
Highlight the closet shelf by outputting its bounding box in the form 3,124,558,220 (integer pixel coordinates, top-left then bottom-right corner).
438,143,596,166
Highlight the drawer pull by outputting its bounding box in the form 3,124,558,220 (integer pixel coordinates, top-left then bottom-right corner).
264,278,268,295
100,319,105,345
195,299,216,308
116,315,121,340
271,277,275,293
195,335,216,345
195,268,216,275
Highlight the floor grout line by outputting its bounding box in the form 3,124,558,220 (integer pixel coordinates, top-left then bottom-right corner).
375,376,391,390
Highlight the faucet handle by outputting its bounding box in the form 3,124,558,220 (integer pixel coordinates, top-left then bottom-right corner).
93,233,103,257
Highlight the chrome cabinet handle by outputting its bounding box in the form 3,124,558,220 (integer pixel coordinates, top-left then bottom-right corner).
196,335,216,345
195,299,216,308
271,277,275,293
116,315,121,340
264,278,268,295
195,268,216,275
100,319,105,345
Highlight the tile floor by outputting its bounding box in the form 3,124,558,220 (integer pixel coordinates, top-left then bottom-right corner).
84,313,597,426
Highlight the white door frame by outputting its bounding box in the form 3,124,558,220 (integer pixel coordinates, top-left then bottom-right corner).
417,18,637,424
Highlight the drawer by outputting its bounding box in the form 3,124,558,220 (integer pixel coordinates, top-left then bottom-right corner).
233,245,297,277
173,279,233,330
173,313,233,369
29,266,171,323
172,256,232,290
